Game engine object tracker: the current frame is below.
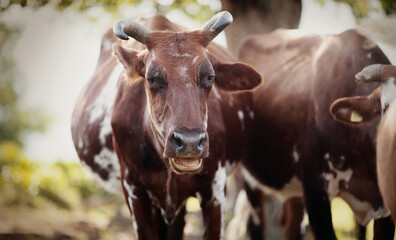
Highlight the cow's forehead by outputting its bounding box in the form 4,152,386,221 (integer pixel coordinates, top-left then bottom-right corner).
148,47,208,76
147,31,208,59
151,43,207,62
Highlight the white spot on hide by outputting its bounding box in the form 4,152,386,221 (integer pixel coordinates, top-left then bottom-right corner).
176,53,191,57
192,56,199,64
228,95,234,106
89,64,123,125
238,111,244,121
180,65,188,76
78,138,83,149
123,180,137,200
80,148,121,193
324,153,330,160
123,180,139,239
339,191,390,225
238,110,245,130
212,162,226,240
292,145,300,163
322,161,353,199
249,110,254,119
99,116,112,146
93,148,121,192
241,167,303,200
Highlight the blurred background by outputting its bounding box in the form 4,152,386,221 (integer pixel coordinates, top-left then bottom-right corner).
0,0,395,239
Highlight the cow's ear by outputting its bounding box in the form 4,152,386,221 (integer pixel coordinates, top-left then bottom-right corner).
112,43,146,81
210,56,262,92
330,96,381,127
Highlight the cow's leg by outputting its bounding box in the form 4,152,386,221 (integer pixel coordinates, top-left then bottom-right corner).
199,163,227,240
300,143,337,240
299,124,336,240
302,172,336,240
281,197,305,240
165,206,186,240
244,181,266,240
373,216,395,240
122,180,159,240
154,208,167,240
153,206,186,240
201,197,224,240
356,222,366,240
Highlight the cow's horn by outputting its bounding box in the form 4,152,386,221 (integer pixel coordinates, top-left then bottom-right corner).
202,11,233,42
355,64,383,84
113,20,151,44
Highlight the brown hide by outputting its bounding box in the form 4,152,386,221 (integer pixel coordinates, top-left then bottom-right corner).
71,13,262,240
239,29,391,239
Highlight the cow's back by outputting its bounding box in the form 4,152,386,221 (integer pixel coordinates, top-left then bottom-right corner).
240,29,388,132
238,30,323,186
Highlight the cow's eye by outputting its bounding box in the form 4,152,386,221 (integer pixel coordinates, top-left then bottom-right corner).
202,75,215,87
147,77,164,89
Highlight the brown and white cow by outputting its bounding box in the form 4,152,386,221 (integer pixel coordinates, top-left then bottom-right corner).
238,29,392,239
71,12,262,240
331,64,396,223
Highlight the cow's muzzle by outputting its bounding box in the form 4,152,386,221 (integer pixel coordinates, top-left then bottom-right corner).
164,128,208,174
171,130,206,157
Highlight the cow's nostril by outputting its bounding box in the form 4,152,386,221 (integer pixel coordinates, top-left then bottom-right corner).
198,135,206,151
172,133,184,150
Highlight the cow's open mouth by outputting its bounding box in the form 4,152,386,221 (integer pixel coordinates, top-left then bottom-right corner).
170,158,203,174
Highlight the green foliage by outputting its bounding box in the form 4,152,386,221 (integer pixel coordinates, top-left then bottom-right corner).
320,0,396,18
0,23,47,146
336,0,372,18
0,142,109,210
380,0,396,15
0,0,220,22
3,0,395,20
0,142,133,239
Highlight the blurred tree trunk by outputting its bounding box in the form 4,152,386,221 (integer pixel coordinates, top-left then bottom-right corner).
220,0,302,55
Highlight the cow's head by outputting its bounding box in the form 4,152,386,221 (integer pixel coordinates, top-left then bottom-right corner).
112,12,262,174
330,64,396,126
